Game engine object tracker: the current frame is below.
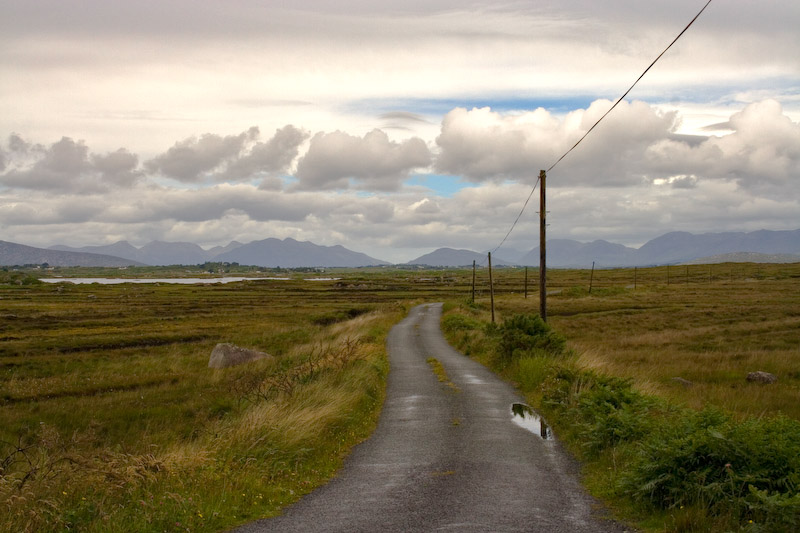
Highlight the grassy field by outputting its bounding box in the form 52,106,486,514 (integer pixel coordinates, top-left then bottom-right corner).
553,283,800,421
2,262,798,531
0,268,462,532
480,262,800,421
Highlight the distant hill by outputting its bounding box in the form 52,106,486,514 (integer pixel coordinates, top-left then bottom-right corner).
51,240,141,261
1,240,143,267
518,229,800,268
206,241,244,257
137,241,211,266
518,239,636,268
406,248,512,267
215,238,388,268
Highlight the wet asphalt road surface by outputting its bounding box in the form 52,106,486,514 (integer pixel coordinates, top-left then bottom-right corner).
235,303,631,533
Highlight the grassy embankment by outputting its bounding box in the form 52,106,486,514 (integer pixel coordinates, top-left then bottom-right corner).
0,268,461,532
442,262,800,532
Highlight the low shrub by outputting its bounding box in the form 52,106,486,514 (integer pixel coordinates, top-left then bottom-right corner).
623,412,800,529
532,360,800,530
541,368,657,458
440,313,482,334
495,313,566,364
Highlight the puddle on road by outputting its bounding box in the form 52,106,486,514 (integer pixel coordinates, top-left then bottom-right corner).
511,403,553,440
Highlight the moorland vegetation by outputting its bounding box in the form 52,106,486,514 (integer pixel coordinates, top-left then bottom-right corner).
1,262,798,531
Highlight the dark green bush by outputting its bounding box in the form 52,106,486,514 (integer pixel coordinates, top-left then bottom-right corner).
541,368,656,457
622,411,800,529
495,314,565,363
538,364,800,528
440,313,482,334
575,377,657,457
745,485,800,532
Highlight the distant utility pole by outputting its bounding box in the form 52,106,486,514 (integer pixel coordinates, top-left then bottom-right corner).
488,252,495,323
524,266,528,299
471,260,476,303
539,170,547,322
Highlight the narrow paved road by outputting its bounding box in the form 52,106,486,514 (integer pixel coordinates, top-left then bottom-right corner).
236,303,629,533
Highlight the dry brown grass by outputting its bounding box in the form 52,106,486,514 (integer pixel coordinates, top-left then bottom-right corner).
487,263,800,420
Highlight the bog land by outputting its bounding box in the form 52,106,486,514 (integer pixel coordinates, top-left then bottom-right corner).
1,262,799,532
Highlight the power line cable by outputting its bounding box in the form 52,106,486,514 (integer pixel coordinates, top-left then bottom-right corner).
491,174,540,256
546,0,713,174
490,0,713,257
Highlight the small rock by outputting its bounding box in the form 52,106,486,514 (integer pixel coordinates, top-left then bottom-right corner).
746,371,777,384
671,377,693,388
208,343,273,369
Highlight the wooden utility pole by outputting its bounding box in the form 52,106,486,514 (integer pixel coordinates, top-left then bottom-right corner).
524,266,528,299
539,170,547,322
589,261,595,294
488,252,495,323
471,260,476,303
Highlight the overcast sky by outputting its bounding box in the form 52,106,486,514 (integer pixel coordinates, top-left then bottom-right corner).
1,0,798,263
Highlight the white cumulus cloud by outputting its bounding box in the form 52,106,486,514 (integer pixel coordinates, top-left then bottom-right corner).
294,129,431,191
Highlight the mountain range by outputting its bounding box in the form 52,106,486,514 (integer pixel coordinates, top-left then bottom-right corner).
46,238,387,268
513,230,800,268
1,229,798,268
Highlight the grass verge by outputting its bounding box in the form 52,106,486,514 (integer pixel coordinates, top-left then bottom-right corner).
441,299,800,532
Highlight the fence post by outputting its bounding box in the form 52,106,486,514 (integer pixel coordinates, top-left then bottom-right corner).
589,261,595,294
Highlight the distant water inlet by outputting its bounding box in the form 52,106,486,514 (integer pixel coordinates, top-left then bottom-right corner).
511,403,553,440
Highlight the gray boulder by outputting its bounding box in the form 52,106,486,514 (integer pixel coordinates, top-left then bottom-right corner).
209,343,273,369
671,377,694,388
746,371,778,384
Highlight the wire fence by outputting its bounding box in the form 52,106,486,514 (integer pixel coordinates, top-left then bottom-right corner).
457,261,800,300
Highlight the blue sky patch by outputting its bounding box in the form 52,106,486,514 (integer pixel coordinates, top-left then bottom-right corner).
406,174,473,197
346,95,602,119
